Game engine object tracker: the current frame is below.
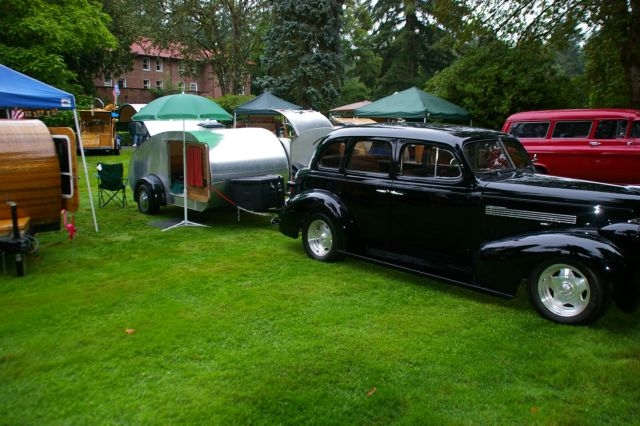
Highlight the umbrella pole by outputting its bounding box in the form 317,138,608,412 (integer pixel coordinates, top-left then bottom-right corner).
162,119,207,231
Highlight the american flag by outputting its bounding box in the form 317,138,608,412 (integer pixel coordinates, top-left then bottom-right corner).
113,81,120,105
10,109,24,119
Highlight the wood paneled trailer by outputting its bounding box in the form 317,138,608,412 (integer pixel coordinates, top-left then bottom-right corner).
78,109,119,154
0,119,79,275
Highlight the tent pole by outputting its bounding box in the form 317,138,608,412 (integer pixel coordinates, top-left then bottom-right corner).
73,110,99,232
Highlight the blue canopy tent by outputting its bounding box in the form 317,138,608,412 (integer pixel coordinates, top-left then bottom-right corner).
0,64,98,231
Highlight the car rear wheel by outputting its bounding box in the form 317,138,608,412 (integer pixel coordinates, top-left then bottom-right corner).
528,259,606,325
302,213,342,262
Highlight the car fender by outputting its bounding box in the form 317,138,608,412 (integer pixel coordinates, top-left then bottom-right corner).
473,231,634,308
133,174,166,206
279,189,353,239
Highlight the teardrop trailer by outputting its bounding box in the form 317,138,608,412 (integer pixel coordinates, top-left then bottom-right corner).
128,127,289,217
78,108,120,154
0,119,79,275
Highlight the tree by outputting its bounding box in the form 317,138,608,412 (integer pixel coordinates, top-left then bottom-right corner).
339,0,380,102
0,0,117,93
426,40,577,129
456,0,640,108
139,0,269,96
368,0,455,97
256,0,345,111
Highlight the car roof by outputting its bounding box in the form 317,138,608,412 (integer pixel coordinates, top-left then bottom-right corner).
505,108,640,122
323,123,507,148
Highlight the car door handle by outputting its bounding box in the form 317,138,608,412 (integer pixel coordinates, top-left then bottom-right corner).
589,141,601,146
375,189,404,196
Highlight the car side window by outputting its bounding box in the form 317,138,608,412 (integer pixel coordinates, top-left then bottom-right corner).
551,121,592,138
509,122,549,138
632,121,640,138
317,140,346,169
346,139,392,174
400,143,461,179
594,119,628,139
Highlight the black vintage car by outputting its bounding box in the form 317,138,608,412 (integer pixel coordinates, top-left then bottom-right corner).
278,123,640,325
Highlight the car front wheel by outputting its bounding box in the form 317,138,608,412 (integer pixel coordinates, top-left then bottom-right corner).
302,213,342,262
528,259,606,325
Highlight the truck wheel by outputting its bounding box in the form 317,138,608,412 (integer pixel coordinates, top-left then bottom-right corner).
528,259,606,325
302,213,343,262
137,183,160,215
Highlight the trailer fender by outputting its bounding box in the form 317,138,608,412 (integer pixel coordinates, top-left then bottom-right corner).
133,174,166,210
473,231,630,305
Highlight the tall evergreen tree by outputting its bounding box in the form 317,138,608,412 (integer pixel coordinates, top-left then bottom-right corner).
256,0,344,111
368,0,454,97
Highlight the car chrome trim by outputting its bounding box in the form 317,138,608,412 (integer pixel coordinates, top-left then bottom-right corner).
485,205,577,224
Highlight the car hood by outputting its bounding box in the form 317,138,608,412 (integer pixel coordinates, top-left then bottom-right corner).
482,173,640,211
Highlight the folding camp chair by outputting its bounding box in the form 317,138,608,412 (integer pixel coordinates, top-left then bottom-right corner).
97,162,127,208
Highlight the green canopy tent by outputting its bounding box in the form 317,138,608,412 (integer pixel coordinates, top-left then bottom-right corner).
354,86,470,123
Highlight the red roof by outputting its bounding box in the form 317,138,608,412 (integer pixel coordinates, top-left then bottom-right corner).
131,37,183,59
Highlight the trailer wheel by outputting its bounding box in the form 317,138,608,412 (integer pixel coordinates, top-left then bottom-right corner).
15,253,25,277
137,183,160,215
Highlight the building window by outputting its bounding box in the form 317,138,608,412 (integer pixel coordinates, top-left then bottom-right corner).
156,80,163,89
179,62,186,76
156,59,163,72
189,82,198,92
142,58,150,71
118,79,126,89
104,79,113,87
143,80,150,89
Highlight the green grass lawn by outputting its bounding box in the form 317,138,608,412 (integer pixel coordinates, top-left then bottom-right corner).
1,147,639,425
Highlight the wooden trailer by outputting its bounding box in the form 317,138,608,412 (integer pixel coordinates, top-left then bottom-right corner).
0,119,79,234
78,109,119,154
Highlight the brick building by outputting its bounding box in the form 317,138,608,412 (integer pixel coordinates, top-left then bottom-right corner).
93,38,249,105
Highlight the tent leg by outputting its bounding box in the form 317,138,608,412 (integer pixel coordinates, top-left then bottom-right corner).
73,111,99,232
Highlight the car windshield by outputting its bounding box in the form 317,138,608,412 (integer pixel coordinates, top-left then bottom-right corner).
463,137,532,175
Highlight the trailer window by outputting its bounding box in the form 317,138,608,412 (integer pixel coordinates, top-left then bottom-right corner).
53,135,74,198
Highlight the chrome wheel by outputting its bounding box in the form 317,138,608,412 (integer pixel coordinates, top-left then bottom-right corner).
307,218,333,258
137,183,160,215
138,188,150,213
536,263,590,318
302,213,342,262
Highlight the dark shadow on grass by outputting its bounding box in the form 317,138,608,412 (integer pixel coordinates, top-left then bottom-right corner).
277,238,522,318
147,205,280,230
